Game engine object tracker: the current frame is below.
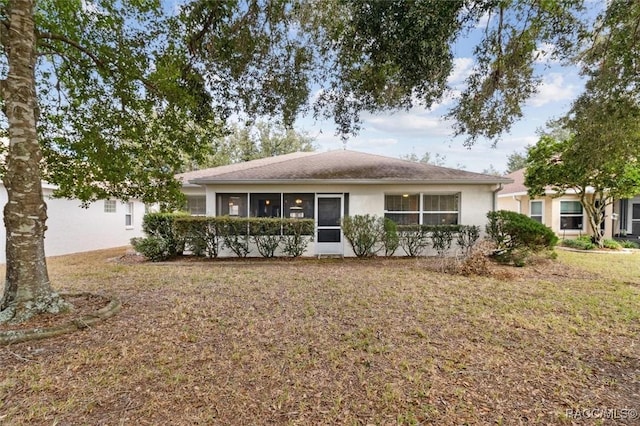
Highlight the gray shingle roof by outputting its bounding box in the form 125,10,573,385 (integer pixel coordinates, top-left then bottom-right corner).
184,150,513,185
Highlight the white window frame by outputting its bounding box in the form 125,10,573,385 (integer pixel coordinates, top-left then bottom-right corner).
104,200,116,213
125,202,134,228
560,200,583,230
383,193,421,225
384,192,460,226
529,200,544,223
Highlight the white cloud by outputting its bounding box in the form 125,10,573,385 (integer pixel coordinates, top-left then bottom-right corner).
366,113,453,137
528,73,576,107
448,57,475,85
533,42,559,64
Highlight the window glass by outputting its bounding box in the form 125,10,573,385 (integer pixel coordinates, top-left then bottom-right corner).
125,202,133,227
250,193,281,218
104,200,116,213
186,196,206,215
530,200,543,223
385,194,419,211
385,193,459,226
560,201,583,230
283,193,314,219
216,193,248,217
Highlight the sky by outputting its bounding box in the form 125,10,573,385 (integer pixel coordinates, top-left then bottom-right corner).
294,17,589,174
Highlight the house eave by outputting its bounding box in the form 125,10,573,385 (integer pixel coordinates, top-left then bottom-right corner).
189,178,512,186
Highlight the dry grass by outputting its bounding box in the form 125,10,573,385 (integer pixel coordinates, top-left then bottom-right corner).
1,248,639,425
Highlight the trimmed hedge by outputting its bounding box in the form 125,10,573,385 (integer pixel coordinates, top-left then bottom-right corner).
486,210,557,266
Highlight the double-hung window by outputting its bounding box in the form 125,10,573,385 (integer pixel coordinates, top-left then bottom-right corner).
530,200,543,223
422,194,459,225
560,201,583,230
384,194,420,225
125,202,134,228
384,193,459,225
186,196,206,215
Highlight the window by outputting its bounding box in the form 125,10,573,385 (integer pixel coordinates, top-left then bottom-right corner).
125,202,133,228
384,193,459,226
283,193,315,219
250,193,281,218
384,194,420,225
530,200,543,223
216,193,248,217
104,200,116,213
422,194,459,225
560,201,583,230
186,195,206,215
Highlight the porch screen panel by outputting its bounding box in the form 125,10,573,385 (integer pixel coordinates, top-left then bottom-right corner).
217,193,248,217
250,193,281,218
283,193,315,219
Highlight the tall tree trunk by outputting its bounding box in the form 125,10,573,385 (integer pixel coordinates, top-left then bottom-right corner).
0,0,67,322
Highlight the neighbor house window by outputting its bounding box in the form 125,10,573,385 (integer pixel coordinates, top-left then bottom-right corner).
384,194,420,225
422,194,459,225
104,200,116,213
125,202,133,228
530,200,543,223
250,193,281,218
216,193,248,217
560,201,583,230
186,195,206,215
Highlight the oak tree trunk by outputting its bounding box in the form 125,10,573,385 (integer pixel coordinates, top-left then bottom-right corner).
0,0,67,322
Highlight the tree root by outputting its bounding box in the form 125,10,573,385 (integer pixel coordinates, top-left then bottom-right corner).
0,292,121,346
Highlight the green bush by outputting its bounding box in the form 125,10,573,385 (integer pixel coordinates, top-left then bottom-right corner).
142,212,188,256
174,217,222,258
561,235,596,250
456,225,481,256
620,240,640,249
250,219,283,258
382,218,400,256
282,219,314,257
342,214,383,257
602,239,622,250
430,226,455,257
398,225,430,257
486,210,558,265
131,236,170,262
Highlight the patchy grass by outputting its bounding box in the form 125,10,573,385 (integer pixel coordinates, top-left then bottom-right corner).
1,248,639,425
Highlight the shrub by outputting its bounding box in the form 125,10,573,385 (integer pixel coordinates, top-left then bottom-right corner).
486,210,558,266
221,219,251,257
561,236,596,250
342,214,384,257
456,225,481,257
174,217,222,258
250,219,283,258
282,219,314,257
620,240,640,249
602,239,622,250
398,225,430,257
430,226,457,257
131,236,170,262
381,218,400,256
142,212,188,256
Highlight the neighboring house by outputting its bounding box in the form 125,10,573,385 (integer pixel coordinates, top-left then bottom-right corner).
613,196,640,237
0,182,146,263
498,169,615,239
177,150,512,257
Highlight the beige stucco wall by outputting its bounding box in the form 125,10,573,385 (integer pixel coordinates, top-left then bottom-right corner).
498,193,614,239
200,182,500,257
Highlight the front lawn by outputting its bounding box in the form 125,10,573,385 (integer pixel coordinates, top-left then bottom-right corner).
1,249,639,424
